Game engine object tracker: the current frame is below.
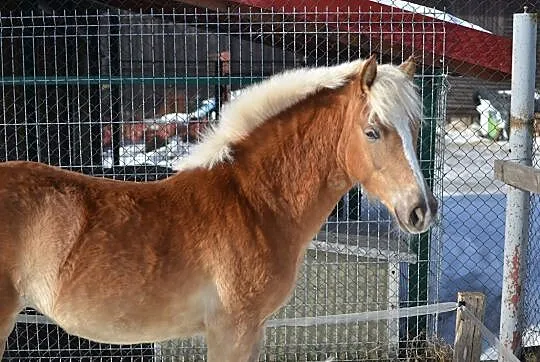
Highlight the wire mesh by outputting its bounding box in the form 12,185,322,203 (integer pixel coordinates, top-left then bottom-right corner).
436,10,538,362
438,89,512,357
0,5,447,361
523,103,540,356
2,0,538,361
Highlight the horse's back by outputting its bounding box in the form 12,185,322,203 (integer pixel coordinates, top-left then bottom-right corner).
0,162,162,306
0,160,87,252
0,161,97,312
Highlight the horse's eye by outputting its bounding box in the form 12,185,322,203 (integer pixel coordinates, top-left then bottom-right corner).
365,128,380,141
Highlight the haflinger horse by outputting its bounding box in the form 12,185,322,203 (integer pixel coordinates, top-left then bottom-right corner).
0,55,437,361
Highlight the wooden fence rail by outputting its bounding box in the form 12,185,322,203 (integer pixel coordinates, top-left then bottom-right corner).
494,160,540,194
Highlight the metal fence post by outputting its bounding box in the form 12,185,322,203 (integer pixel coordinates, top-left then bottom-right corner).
499,10,537,361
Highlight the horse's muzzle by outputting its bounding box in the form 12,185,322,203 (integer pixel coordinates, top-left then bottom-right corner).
394,191,438,234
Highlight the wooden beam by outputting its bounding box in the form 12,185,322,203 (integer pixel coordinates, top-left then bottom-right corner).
494,160,540,194
174,0,240,11
453,292,486,362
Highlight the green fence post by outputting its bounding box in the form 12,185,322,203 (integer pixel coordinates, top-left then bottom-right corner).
406,68,442,341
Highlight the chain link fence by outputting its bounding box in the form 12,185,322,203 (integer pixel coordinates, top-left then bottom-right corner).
523,102,540,359
437,3,539,360
0,0,538,361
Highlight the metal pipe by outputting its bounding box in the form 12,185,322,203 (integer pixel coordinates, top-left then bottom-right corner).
499,10,537,361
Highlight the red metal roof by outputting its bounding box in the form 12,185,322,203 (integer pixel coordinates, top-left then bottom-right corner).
178,0,512,81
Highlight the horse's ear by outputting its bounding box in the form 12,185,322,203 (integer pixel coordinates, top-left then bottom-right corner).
358,54,377,93
399,56,416,79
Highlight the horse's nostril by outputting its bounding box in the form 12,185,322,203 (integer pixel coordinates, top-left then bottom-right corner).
409,207,424,228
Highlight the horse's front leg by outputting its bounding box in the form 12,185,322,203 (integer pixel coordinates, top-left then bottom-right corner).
206,316,265,362
0,279,23,359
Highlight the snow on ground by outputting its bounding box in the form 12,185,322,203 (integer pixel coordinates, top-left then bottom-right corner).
442,121,512,196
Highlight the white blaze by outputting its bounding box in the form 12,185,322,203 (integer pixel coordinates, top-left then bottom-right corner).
395,122,430,216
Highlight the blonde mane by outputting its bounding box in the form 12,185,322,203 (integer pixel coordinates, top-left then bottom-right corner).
173,58,422,171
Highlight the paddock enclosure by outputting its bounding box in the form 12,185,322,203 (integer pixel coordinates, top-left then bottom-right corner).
1,0,539,361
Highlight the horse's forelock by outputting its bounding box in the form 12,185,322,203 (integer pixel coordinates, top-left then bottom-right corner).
366,64,422,131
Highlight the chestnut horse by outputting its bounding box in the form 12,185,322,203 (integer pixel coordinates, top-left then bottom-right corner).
0,56,437,361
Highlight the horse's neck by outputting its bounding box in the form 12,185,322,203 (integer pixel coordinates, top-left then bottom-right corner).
232,94,353,239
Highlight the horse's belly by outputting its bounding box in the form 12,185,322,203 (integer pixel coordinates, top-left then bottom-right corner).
54,308,206,345
49,286,213,345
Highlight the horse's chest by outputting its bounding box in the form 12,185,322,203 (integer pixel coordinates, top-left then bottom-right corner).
226,255,303,316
